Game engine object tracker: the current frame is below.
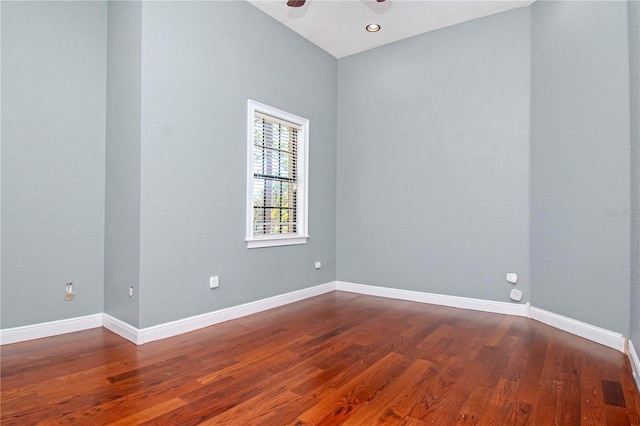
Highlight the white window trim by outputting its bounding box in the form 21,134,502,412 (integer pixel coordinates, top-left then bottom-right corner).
246,100,309,249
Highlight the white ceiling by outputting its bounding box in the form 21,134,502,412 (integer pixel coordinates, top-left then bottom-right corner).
247,0,535,58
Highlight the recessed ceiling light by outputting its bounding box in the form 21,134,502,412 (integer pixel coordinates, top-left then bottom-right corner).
366,24,381,33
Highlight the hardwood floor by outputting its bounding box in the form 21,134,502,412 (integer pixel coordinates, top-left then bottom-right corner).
2,291,639,425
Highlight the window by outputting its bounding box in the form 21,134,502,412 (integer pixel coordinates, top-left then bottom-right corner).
246,100,309,248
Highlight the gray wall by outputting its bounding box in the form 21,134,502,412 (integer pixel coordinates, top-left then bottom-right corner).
630,0,640,346
336,8,531,304
530,0,631,335
137,2,337,327
1,1,3,324
1,0,636,341
1,1,107,328
105,1,142,327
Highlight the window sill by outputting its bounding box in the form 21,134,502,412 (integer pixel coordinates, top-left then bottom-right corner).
246,235,309,249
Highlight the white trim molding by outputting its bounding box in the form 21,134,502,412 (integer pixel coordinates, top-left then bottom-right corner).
137,282,335,344
629,340,640,391
246,99,310,249
0,313,103,345
104,282,336,345
336,281,530,318
337,281,627,353
102,314,139,345
0,281,630,356
529,307,626,352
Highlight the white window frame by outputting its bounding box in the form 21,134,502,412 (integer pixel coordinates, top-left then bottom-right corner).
246,100,309,249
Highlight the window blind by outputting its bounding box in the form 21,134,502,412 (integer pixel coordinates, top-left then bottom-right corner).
252,112,300,236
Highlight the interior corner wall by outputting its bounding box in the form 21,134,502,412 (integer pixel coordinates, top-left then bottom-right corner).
105,0,142,327
1,0,636,343
336,8,531,304
630,0,640,346
137,2,337,328
1,1,107,328
530,0,632,335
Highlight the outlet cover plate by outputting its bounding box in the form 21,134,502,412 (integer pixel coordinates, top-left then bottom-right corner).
210,276,219,289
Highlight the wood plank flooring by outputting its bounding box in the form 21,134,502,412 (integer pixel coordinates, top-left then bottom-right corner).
2,291,639,425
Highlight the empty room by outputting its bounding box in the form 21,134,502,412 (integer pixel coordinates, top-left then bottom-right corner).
2,0,640,424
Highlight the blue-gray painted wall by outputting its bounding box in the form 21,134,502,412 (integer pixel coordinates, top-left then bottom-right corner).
336,8,531,304
1,1,637,339
629,0,640,346
105,0,143,328
1,1,337,329
1,1,107,328
530,0,631,335
1,1,3,324
137,2,337,328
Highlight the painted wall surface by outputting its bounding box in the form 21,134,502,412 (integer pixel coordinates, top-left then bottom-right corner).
1,1,107,328
138,2,337,327
105,1,142,327
630,0,640,345
336,8,531,303
1,1,3,325
531,1,631,334
1,0,636,344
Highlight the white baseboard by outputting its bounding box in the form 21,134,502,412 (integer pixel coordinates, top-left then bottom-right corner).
104,282,337,345
629,340,640,391
102,314,139,344
0,281,629,356
529,307,626,352
0,313,103,345
337,281,627,353
336,281,530,317
137,282,336,344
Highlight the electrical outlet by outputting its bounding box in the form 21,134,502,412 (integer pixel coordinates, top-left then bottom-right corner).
510,288,523,302
63,282,74,301
210,276,219,289
506,273,518,284
314,261,322,269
